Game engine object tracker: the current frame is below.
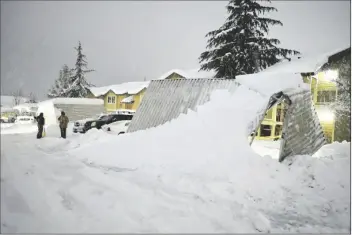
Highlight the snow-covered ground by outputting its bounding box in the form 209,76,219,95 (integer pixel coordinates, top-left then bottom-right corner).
1,88,350,233
1,123,37,135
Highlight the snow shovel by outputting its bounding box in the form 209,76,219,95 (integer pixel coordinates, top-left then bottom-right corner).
42,128,46,138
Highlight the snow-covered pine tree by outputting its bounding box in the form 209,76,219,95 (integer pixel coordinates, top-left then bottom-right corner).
62,41,95,97
47,64,74,98
199,0,300,78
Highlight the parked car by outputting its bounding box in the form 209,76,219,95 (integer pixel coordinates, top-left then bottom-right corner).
79,114,133,133
102,120,131,135
73,114,108,133
15,115,36,125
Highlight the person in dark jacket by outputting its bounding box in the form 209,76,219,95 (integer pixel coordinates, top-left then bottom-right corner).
58,111,69,139
34,113,45,139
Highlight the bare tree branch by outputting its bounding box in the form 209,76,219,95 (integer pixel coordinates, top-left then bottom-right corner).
12,88,24,106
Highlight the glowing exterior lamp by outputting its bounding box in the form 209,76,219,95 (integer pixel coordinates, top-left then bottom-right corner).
316,108,335,123
324,70,339,81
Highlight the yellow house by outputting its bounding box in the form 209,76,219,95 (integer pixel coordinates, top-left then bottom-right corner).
158,46,349,144
254,46,350,143
87,81,149,112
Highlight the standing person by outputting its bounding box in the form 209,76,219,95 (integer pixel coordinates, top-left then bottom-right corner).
34,113,45,139
58,111,69,139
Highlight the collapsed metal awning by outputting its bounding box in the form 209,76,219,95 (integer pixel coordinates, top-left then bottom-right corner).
121,95,134,104
127,78,327,162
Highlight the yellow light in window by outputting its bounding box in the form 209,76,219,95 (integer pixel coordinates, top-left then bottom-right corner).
324,70,338,81
316,109,335,123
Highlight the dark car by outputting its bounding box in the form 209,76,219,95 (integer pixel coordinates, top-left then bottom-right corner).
83,114,133,133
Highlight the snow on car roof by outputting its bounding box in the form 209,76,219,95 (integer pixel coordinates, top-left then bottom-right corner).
156,68,216,80
89,81,150,97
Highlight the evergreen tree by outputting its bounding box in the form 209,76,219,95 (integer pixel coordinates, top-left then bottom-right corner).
48,64,74,98
199,0,300,78
63,41,95,97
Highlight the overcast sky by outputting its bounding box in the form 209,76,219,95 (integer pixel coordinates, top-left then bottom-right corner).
1,1,350,99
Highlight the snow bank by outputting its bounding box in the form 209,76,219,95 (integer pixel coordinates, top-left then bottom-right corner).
36,100,61,126
1,86,350,233
74,87,267,170
89,82,149,97
156,68,215,80
67,86,350,233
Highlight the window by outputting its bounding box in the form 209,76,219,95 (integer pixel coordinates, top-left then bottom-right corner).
107,96,116,104
125,103,133,110
276,104,285,122
274,125,282,136
260,125,272,137
317,90,336,104
323,130,333,143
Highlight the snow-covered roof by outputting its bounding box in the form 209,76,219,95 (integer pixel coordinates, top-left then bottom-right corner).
38,98,104,105
1,95,29,107
156,68,216,80
89,81,150,97
236,72,308,96
261,46,351,74
121,95,134,104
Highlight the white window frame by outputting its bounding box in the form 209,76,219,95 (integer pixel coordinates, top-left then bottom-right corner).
107,96,116,104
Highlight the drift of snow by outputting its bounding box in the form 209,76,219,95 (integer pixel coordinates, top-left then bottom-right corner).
236,72,308,96
36,100,61,126
1,85,350,233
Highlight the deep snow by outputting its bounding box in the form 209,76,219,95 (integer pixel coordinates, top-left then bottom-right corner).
1,88,350,233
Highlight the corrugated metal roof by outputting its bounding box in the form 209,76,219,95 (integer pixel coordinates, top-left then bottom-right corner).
127,78,240,133
127,78,326,162
278,89,326,162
